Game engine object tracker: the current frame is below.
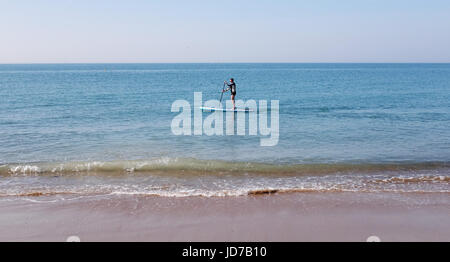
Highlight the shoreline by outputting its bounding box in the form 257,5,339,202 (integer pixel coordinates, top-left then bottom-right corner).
0,192,448,242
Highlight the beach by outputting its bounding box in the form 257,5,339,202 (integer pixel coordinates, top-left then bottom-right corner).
0,63,449,242
1,192,448,242
2,0,450,245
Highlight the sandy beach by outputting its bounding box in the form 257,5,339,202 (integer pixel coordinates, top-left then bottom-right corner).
0,192,448,242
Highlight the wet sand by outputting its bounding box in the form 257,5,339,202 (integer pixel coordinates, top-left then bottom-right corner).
0,192,449,242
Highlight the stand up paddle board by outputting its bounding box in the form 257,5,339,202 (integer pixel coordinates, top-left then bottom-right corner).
199,107,253,112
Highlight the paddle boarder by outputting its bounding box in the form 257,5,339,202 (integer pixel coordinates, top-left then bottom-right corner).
223,78,236,109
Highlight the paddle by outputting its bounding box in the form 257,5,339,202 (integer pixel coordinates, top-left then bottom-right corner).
219,82,226,104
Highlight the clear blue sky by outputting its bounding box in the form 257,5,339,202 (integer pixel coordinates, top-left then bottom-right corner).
1,0,449,63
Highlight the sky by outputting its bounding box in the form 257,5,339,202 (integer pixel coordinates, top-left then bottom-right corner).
1,0,449,63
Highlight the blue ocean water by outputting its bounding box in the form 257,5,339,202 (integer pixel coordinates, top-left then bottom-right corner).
1,63,449,164
0,63,449,197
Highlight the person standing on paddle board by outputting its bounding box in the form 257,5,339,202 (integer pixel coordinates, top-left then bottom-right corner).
223,78,236,110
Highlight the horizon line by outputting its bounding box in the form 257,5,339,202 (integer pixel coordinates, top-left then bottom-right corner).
1,61,450,65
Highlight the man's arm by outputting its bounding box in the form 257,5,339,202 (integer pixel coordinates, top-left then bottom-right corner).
223,81,231,92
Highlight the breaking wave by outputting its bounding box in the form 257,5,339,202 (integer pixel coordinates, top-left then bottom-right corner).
0,158,448,199
1,157,449,177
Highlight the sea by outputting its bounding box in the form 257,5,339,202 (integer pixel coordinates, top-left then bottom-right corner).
0,63,449,199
